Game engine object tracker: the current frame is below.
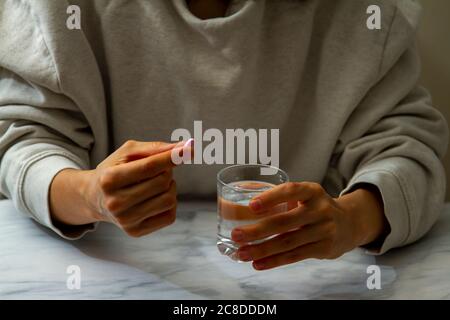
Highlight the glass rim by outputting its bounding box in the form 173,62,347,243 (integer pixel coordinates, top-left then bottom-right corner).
217,164,289,193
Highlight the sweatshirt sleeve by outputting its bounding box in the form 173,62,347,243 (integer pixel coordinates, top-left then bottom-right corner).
333,4,449,254
0,3,98,239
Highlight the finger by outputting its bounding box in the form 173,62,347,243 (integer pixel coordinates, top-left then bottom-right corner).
103,148,180,190
231,204,323,242
249,182,323,212
252,241,328,270
124,207,177,237
124,141,177,162
114,181,177,226
236,224,324,262
97,141,177,169
104,170,173,214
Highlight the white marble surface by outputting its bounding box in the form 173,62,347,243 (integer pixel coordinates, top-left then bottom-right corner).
0,199,449,299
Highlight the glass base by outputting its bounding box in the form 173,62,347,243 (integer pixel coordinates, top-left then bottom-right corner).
217,235,275,262
217,236,243,262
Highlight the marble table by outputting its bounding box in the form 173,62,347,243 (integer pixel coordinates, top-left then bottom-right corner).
1,199,449,299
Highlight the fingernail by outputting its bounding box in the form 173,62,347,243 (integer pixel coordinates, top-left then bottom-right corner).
253,261,266,270
232,229,245,242
184,138,194,148
249,199,263,211
238,249,252,261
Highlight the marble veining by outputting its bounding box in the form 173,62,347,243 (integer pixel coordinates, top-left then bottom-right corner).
0,199,449,299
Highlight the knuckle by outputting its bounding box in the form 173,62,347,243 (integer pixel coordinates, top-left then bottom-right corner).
168,181,177,195
284,182,300,194
159,173,173,190
310,182,324,195
322,239,334,254
123,139,137,149
246,226,261,240
166,210,177,225
324,222,337,238
151,141,166,148
163,179,173,191
104,196,122,214
99,170,115,191
170,193,178,207
286,250,301,264
328,252,341,260
316,200,333,218
162,170,173,180
253,245,268,258
280,234,295,248
273,214,290,229
319,201,332,215
125,228,142,238
162,192,177,209
114,214,129,226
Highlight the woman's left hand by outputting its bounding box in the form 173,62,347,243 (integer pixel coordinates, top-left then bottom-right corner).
231,182,388,270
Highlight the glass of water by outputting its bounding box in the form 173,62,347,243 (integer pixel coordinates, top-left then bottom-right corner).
217,164,289,261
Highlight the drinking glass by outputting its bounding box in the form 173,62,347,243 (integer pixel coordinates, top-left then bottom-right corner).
217,164,289,261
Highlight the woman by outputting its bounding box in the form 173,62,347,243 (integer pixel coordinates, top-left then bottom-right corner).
0,0,448,271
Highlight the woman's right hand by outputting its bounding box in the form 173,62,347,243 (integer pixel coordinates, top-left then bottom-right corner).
50,140,191,237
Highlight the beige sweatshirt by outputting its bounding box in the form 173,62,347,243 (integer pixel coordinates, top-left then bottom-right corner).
0,0,448,254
